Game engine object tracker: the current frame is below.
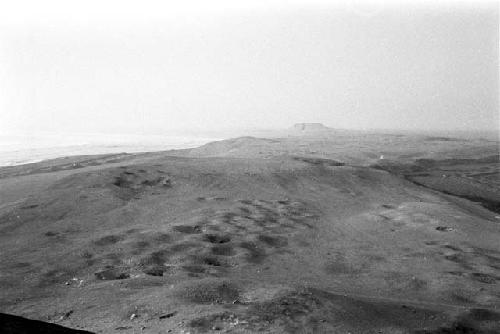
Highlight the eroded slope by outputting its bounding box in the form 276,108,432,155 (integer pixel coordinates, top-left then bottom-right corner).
1,154,499,333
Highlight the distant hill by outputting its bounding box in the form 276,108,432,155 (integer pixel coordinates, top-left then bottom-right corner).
291,123,331,131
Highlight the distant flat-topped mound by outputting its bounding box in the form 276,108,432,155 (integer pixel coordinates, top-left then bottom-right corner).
291,123,331,131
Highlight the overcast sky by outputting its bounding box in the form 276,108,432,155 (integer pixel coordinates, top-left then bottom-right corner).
0,0,498,135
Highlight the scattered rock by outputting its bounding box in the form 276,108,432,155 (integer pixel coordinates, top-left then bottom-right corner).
65,277,84,287
58,310,73,321
115,326,132,330
162,178,172,187
159,312,177,320
435,226,454,232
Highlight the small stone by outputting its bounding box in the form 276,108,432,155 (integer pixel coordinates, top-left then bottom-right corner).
58,310,73,321
115,326,132,330
436,226,454,232
159,311,177,319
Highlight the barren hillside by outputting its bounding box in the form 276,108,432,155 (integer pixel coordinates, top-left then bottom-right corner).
1,134,499,333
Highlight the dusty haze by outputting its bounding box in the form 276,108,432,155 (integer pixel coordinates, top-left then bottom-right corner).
0,0,498,137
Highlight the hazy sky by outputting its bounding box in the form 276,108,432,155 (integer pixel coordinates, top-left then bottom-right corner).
0,0,498,135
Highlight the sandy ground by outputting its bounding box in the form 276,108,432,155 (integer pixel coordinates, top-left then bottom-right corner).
0,131,499,333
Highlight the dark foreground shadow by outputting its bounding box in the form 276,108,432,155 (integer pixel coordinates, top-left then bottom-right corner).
0,313,94,334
